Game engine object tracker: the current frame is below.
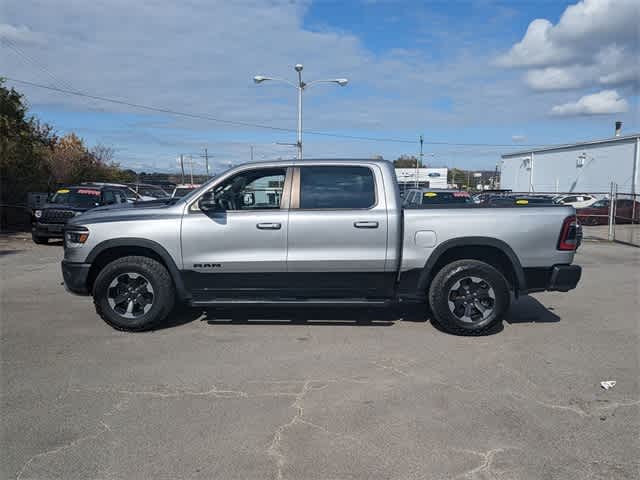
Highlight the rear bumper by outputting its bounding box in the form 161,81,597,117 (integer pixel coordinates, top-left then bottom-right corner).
61,261,91,295
524,265,581,293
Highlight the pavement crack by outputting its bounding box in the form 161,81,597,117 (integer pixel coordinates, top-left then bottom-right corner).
452,447,509,479
70,384,248,399
15,422,111,480
267,380,313,480
372,360,410,377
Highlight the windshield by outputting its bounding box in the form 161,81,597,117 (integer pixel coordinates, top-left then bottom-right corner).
591,200,609,208
139,187,169,198
173,187,199,198
49,188,101,208
420,191,472,205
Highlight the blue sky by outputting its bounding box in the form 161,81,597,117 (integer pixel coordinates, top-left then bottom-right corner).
2,0,638,174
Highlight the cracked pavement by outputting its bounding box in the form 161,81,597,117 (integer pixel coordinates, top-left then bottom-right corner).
1,236,639,479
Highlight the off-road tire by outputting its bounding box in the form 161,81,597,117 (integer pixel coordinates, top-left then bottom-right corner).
31,233,48,244
93,255,175,332
428,259,510,336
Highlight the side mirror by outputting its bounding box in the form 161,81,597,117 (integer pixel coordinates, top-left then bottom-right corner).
242,192,255,207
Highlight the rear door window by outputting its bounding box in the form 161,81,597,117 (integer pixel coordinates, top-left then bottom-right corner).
299,166,376,209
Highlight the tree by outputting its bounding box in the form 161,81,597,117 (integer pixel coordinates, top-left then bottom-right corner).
0,79,132,228
393,155,421,168
0,79,55,227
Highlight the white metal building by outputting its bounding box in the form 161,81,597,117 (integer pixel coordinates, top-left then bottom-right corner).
395,167,448,189
500,133,640,194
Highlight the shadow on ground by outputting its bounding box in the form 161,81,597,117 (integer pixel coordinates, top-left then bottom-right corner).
505,295,561,324
151,295,560,334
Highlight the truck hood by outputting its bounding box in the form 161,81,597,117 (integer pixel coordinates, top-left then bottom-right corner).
68,198,184,225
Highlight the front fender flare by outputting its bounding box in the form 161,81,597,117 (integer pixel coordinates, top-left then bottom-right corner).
86,238,189,301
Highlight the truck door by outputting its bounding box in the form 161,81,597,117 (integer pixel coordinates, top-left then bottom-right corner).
180,167,291,300
286,165,394,298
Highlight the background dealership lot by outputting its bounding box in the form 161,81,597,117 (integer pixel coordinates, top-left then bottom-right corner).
1,235,638,480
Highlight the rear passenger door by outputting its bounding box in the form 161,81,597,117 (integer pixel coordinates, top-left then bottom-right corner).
286,165,393,299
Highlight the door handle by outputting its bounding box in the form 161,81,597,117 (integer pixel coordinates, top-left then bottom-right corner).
354,221,379,229
257,223,281,230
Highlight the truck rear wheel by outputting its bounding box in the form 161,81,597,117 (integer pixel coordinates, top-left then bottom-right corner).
428,259,510,335
93,256,175,332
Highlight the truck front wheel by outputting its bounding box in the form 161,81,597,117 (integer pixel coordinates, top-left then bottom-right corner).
428,259,510,335
92,256,175,331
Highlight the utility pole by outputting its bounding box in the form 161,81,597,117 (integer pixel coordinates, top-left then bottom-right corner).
250,145,254,162
179,154,185,184
204,148,209,178
189,155,194,184
416,134,424,188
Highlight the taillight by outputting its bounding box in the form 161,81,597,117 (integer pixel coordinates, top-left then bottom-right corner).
558,215,577,250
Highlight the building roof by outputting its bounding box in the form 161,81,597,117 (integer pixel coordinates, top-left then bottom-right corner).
502,133,639,159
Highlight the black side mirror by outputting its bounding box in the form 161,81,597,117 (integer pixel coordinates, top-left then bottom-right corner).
242,192,255,207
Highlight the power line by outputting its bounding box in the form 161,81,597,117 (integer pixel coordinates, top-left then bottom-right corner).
1,38,78,93
2,76,550,148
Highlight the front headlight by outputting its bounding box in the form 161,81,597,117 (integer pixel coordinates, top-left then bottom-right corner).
65,229,90,247
34,210,42,218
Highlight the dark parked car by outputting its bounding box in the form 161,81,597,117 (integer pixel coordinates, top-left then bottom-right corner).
31,185,129,244
577,198,640,225
403,188,473,207
482,195,555,207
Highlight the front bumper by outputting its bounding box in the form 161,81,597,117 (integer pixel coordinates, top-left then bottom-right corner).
61,260,91,295
33,222,65,238
524,265,582,293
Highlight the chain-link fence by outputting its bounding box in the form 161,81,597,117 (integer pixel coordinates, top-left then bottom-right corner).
498,185,639,247
609,188,640,246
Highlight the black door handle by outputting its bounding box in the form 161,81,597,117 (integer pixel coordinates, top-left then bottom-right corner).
354,221,379,229
257,223,281,230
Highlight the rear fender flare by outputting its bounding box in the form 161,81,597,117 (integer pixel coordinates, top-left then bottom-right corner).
417,237,527,296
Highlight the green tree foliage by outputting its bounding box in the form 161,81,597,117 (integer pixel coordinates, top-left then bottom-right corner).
1,79,55,228
1,79,133,225
393,155,421,168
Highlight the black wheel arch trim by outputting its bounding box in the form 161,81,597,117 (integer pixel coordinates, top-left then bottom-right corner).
86,238,190,301
416,236,527,296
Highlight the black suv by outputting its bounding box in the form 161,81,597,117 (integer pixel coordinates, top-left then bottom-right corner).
32,185,129,244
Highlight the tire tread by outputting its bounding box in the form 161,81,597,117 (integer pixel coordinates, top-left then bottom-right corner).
93,255,174,332
428,259,510,336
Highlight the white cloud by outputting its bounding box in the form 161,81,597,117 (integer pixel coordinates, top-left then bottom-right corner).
550,90,629,116
511,135,527,143
524,66,586,91
498,0,639,98
496,19,573,68
0,23,43,44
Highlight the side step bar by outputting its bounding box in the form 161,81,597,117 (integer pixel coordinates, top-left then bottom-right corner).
190,298,393,307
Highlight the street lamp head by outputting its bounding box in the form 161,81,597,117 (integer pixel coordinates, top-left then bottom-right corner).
294,64,303,72
335,78,349,86
253,75,268,84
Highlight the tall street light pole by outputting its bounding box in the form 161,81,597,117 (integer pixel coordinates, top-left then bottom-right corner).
254,64,348,160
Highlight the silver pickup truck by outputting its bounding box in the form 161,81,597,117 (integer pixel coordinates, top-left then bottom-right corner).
61,159,581,335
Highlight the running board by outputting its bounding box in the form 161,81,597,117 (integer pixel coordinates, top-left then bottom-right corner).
190,298,392,307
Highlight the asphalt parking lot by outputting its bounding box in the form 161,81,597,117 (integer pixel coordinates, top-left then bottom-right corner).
1,234,638,480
